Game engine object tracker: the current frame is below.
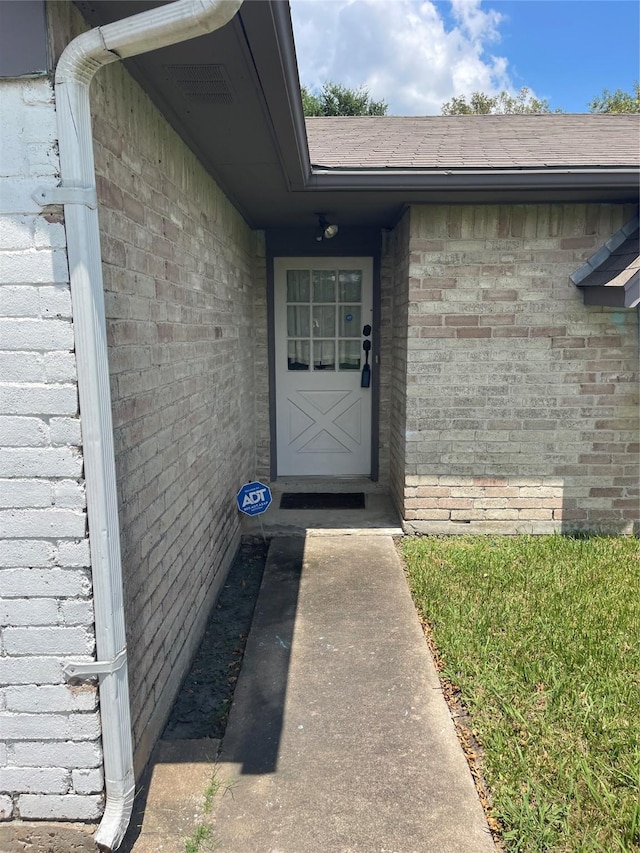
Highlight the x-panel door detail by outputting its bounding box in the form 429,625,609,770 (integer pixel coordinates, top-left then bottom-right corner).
274,258,373,477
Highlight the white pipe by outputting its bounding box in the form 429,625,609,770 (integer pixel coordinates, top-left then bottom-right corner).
53,1,242,849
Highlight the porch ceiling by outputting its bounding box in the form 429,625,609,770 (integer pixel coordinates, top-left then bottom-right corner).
75,0,639,231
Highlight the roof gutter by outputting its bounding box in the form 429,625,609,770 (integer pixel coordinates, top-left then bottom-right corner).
47,1,242,849
306,168,639,192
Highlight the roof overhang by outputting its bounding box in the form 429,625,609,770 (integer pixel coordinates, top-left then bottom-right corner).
571,217,640,308
74,0,640,230
306,167,638,194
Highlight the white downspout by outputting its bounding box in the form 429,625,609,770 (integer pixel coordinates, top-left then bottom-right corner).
42,1,242,850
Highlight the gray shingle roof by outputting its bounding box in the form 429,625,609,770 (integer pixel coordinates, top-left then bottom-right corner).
305,115,640,170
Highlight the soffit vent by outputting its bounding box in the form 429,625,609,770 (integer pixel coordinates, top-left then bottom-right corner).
164,64,234,105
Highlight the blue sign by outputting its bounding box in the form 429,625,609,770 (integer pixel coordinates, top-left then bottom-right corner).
236,481,272,516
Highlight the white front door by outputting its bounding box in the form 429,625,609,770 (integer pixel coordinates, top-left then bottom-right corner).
274,257,373,477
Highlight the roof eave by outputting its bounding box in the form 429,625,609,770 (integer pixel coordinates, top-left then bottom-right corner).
241,0,311,190
306,168,640,192
571,216,640,308
581,272,640,309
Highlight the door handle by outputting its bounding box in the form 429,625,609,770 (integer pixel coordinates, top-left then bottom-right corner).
361,339,371,388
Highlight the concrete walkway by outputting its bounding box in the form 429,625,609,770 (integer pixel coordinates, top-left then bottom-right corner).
212,535,495,852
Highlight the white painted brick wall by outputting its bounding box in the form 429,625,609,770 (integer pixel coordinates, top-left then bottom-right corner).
49,417,82,446
0,599,59,626
1,712,100,741
0,539,55,567
0,796,12,820
0,384,78,416
59,599,94,626
0,80,59,218
11,741,102,769
16,794,103,821
3,627,95,656
71,768,104,795
0,318,74,350
0,447,83,477
0,658,63,688
4,685,97,713
0,768,69,795
0,417,49,446
0,569,91,598
0,73,102,823
0,481,53,508
0,509,86,538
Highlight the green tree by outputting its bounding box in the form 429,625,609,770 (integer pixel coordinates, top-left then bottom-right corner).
588,82,640,113
301,82,387,117
441,87,552,115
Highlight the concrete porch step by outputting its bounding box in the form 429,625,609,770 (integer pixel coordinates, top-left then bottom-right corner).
241,479,404,538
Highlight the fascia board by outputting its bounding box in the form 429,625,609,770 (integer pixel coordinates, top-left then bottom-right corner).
270,0,312,188
241,0,310,190
305,168,640,192
581,274,640,309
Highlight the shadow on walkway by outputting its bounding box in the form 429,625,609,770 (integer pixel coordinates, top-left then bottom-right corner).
218,537,304,774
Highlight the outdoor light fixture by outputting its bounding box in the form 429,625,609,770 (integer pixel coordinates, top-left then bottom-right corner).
315,214,339,241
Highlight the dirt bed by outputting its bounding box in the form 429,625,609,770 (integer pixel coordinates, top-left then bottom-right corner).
163,539,267,740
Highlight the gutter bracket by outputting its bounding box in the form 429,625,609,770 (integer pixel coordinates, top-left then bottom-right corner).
64,648,127,679
33,185,98,209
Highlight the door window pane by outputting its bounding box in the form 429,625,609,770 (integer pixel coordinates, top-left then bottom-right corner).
339,340,361,370
287,305,310,337
313,340,335,371
339,270,362,303
312,305,335,337
313,270,336,303
287,270,310,303
339,306,361,338
288,340,309,371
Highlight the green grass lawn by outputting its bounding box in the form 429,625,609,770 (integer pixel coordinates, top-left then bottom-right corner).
401,535,640,853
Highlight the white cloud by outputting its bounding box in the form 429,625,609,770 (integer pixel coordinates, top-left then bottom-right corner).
290,0,517,114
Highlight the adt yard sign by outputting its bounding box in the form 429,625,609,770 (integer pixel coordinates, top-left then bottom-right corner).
236,481,272,516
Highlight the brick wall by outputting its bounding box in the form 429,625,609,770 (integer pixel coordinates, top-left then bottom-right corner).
395,203,639,534
0,77,102,822
86,27,266,768
1,2,269,829
385,212,410,510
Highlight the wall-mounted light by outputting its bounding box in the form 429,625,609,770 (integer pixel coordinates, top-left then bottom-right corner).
315,214,339,242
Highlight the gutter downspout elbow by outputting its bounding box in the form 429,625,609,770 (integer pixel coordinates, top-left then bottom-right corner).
52,2,242,850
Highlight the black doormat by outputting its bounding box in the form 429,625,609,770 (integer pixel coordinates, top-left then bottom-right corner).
280,492,366,510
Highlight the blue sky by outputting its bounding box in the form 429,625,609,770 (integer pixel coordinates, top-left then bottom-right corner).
290,0,640,114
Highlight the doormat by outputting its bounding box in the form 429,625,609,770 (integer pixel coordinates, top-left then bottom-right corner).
280,492,366,510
